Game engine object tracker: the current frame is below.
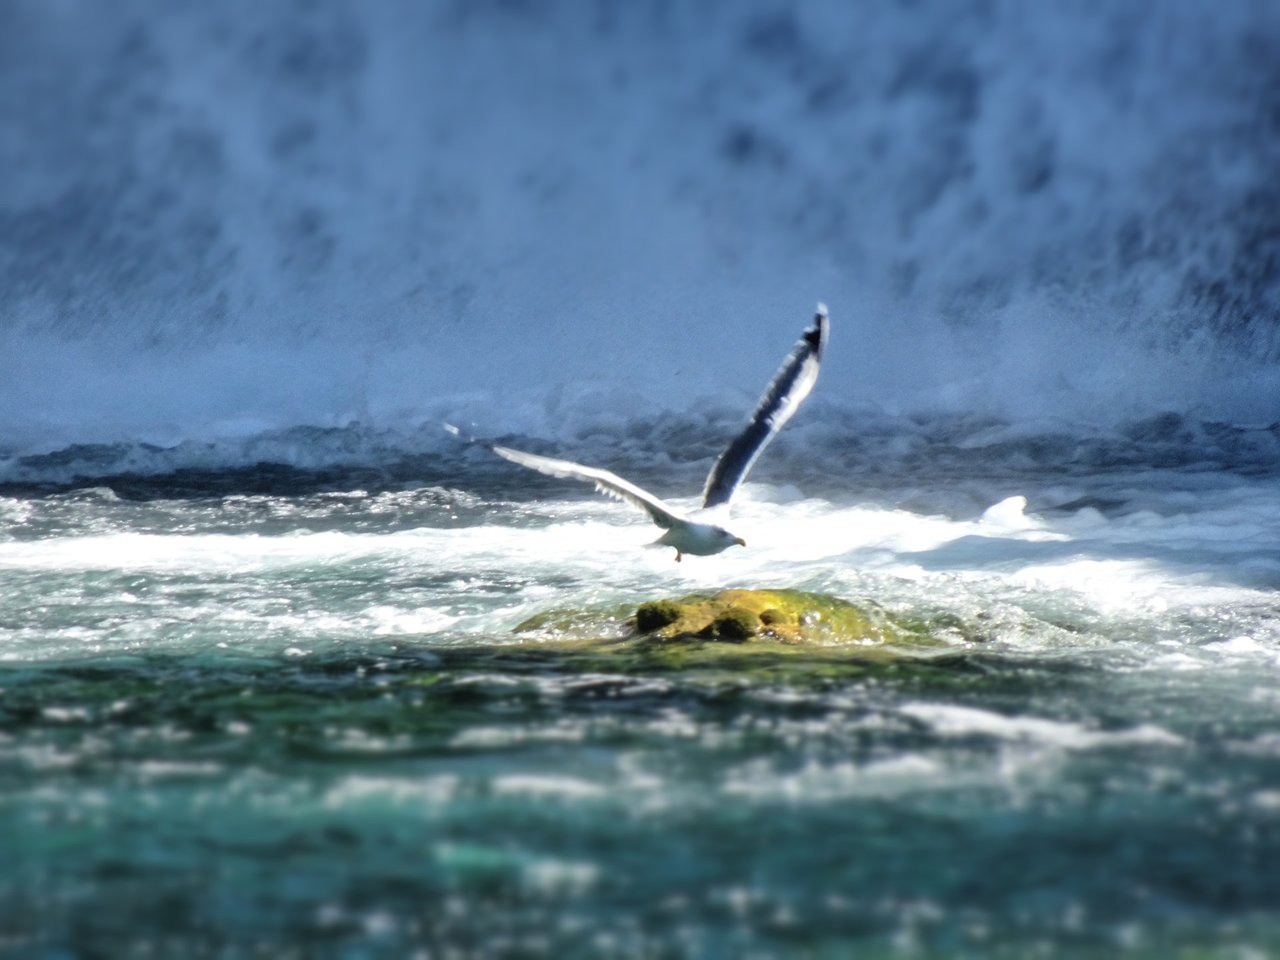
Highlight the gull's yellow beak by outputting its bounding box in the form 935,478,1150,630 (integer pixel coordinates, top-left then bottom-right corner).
734,537,746,548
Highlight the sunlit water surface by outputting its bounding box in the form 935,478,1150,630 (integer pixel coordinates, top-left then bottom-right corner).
3,449,1279,957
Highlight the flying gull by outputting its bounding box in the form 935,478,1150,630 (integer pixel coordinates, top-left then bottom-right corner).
447,304,829,561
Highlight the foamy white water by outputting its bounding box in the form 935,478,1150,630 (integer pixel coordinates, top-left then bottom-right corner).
4,461,1277,661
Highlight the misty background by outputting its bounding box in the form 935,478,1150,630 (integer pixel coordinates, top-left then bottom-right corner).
2,0,1278,453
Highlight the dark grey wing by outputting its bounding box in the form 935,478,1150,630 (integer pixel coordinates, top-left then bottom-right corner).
700,304,829,511
444,424,683,529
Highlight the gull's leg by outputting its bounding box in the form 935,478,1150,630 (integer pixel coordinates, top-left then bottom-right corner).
674,551,682,563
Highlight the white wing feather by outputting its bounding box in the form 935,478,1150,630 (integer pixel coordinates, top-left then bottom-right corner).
489,444,684,530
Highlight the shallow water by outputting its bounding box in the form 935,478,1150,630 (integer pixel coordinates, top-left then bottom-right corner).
3,437,1279,957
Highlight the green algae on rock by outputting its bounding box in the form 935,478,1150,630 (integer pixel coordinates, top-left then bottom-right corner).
632,589,918,646
514,588,945,654
511,602,638,641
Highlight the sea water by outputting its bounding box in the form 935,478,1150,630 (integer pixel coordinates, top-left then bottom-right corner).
3,418,1279,956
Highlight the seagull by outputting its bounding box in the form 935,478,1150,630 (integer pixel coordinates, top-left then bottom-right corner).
447,304,829,561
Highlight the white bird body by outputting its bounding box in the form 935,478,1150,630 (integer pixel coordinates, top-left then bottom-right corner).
447,304,829,561
651,513,745,560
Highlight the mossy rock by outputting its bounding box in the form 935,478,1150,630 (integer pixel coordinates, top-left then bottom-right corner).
632,589,915,647
633,599,683,632
507,589,963,675
512,602,636,640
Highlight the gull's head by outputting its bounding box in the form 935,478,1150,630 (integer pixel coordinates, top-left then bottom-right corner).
710,526,747,551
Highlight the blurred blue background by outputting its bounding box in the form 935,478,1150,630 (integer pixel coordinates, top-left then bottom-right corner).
2,0,1278,448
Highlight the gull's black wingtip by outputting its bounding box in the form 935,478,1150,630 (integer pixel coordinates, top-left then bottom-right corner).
806,302,830,355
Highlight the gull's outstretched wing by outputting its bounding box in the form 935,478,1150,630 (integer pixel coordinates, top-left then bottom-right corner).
700,304,829,511
445,424,683,530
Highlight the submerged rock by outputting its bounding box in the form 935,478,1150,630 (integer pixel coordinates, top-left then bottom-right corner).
514,588,954,658
631,589,913,646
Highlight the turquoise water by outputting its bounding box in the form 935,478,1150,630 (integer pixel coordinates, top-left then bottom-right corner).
3,453,1280,957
